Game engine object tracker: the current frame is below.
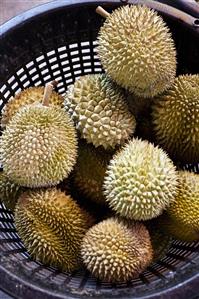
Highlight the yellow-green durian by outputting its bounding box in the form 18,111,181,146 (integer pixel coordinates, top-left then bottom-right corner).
64,74,136,149
167,171,199,233
73,141,112,204
156,213,199,242
1,86,64,128
104,138,178,220
152,75,199,163
0,171,23,211
15,189,93,272
1,105,77,187
97,5,176,98
81,218,153,282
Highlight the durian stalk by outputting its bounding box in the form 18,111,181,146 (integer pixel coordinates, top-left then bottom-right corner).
96,6,110,18
42,81,57,106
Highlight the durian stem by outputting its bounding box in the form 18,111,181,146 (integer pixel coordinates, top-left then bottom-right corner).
96,6,110,18
42,81,57,106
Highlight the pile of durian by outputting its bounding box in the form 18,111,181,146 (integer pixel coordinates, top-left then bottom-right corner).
0,5,199,283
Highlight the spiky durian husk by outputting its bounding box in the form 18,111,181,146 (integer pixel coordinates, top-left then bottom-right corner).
97,5,176,98
0,171,23,211
15,189,93,271
167,171,199,232
104,138,178,221
64,74,136,149
152,75,199,164
1,86,64,128
156,213,199,242
73,141,112,204
81,218,153,282
1,105,77,187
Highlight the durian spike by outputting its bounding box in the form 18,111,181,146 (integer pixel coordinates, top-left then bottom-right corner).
42,80,57,106
96,6,110,18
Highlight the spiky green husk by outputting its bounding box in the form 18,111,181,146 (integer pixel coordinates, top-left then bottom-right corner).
104,138,178,220
1,86,64,128
0,171,23,211
1,105,77,187
15,189,93,271
152,75,199,163
97,5,176,98
156,213,199,242
167,171,199,233
81,218,153,282
73,142,112,204
64,74,136,149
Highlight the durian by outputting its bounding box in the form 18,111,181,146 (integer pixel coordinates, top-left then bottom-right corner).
0,104,77,187
81,218,153,282
1,86,64,128
97,5,176,97
64,74,136,149
73,141,112,204
152,75,199,163
104,138,178,220
156,213,199,242
15,188,93,271
0,171,23,211
167,171,199,234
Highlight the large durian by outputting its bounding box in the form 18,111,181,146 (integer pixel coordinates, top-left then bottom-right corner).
167,171,199,234
64,74,136,149
104,138,178,220
0,171,23,211
15,189,93,271
1,104,77,187
81,218,153,282
1,86,64,128
152,75,199,163
73,141,112,204
97,5,176,97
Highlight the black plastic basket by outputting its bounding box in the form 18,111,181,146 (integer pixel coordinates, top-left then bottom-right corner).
0,1,199,298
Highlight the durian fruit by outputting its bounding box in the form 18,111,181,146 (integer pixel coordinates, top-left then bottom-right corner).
97,5,176,98
156,213,199,242
104,138,178,220
73,141,112,204
147,222,172,262
64,74,136,149
167,171,199,235
152,75,199,164
0,171,23,211
15,188,93,272
1,86,64,128
81,218,153,282
1,104,77,187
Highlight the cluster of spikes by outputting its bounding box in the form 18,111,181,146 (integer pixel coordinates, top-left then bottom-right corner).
0,3,198,285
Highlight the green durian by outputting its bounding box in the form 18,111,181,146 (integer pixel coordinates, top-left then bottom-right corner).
64,74,136,149
104,138,178,220
97,5,176,97
152,75,199,164
81,218,153,282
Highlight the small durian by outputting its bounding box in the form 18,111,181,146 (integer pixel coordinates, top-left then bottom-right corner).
1,83,77,187
147,222,172,262
1,86,64,128
73,141,112,204
104,138,178,220
64,74,136,149
0,171,23,211
81,218,153,282
15,188,93,272
97,5,176,97
156,213,199,242
152,75,199,163
167,171,199,233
